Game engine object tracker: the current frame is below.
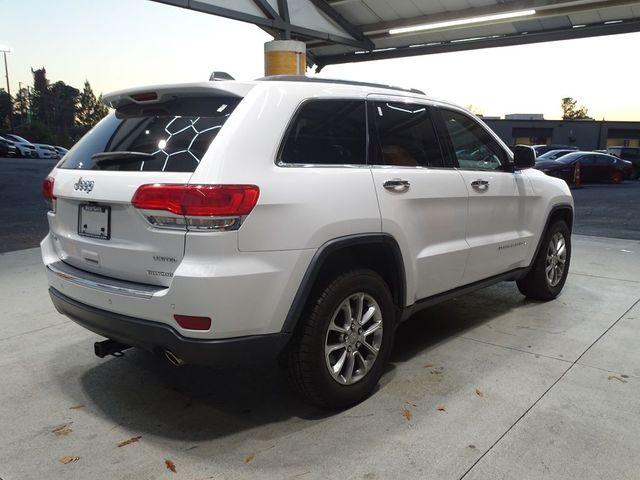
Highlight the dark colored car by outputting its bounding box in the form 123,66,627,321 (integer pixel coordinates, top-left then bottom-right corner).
0,135,17,157
607,147,640,179
535,149,578,161
533,144,579,156
535,152,632,184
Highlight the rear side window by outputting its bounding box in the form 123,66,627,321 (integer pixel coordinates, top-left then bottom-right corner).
439,109,507,171
370,101,444,168
59,97,240,172
279,100,366,165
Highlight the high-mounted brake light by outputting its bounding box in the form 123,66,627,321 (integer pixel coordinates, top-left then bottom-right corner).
132,184,260,231
130,92,158,102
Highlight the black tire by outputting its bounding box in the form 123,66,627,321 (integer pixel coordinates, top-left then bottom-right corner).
285,269,395,409
517,220,571,300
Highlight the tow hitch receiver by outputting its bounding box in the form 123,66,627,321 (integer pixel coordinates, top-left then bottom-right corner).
94,339,131,358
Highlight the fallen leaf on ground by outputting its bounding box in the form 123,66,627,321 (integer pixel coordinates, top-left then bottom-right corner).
423,364,434,368
405,400,416,407
52,424,73,436
475,388,484,397
608,375,628,383
437,405,446,412
165,459,177,473
60,455,80,464
402,409,412,421
245,453,256,463
117,436,142,447
69,404,85,410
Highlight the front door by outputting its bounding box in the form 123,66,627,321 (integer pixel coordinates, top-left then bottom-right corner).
436,108,534,284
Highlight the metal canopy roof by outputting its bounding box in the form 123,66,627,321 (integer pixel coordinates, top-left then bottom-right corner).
150,0,640,70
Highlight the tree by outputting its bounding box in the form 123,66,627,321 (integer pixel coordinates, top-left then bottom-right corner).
76,80,108,130
49,81,79,143
561,97,589,120
13,87,30,127
465,104,483,116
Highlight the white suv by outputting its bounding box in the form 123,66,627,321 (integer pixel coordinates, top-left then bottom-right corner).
41,77,573,408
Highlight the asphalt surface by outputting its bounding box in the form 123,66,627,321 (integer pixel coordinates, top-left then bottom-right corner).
1,156,639,253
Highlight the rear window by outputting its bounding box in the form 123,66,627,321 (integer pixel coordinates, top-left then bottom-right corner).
279,100,366,165
59,97,240,172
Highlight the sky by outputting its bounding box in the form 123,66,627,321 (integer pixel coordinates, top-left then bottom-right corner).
1,0,640,120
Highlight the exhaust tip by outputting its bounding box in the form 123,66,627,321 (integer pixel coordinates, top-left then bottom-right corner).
164,349,185,367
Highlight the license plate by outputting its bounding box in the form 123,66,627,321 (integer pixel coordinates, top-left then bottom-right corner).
78,204,111,240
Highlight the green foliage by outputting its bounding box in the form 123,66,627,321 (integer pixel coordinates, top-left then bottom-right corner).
77,80,109,129
3,68,109,146
561,97,589,120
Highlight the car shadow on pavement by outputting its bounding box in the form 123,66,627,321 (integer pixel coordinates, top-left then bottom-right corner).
391,282,530,363
62,282,528,447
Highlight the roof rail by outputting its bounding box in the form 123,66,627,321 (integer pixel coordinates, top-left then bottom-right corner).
256,75,425,95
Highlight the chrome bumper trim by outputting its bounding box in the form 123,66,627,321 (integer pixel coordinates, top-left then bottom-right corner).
46,261,165,299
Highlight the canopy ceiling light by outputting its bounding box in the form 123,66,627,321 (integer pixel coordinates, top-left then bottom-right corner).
389,9,537,35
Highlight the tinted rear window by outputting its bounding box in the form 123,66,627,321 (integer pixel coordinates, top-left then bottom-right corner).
279,100,366,165
59,97,240,172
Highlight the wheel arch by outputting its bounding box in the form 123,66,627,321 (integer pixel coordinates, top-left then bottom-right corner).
528,203,573,270
281,234,406,334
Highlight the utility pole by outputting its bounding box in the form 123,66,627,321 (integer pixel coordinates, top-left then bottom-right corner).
0,45,13,132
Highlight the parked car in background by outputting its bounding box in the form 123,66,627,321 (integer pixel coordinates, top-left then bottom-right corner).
532,145,579,156
1,134,38,158
535,149,578,162
535,151,632,184
0,135,18,157
54,146,69,158
607,146,640,179
33,143,58,159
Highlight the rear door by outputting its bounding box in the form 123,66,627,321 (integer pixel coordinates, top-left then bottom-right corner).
368,97,470,300
435,108,534,284
48,93,243,286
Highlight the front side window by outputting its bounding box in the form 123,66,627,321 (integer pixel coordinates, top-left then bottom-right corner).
440,109,507,171
59,96,240,172
370,101,445,168
279,100,366,165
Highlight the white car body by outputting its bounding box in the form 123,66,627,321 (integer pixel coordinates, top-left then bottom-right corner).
33,143,58,159
3,134,37,158
41,77,573,381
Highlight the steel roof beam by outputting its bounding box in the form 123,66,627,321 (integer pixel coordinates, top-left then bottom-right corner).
315,18,640,69
150,0,373,49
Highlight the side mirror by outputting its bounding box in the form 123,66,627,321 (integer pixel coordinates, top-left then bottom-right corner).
513,145,536,169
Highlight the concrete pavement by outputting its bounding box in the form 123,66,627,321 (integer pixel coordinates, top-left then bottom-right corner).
0,235,638,479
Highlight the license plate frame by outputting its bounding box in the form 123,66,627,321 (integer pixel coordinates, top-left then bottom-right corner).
78,204,111,240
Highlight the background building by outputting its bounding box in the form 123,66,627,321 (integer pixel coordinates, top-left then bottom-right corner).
483,118,640,149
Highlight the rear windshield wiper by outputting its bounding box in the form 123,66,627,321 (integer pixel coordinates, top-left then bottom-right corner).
91,151,155,164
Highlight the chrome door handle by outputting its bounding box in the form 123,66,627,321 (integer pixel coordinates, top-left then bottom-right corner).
383,179,411,192
470,179,489,189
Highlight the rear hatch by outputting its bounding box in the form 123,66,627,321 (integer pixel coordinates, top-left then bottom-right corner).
47,86,246,286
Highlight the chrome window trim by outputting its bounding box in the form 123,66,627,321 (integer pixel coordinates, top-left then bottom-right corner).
46,261,165,299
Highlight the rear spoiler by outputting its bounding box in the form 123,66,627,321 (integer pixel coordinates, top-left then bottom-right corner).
103,82,255,110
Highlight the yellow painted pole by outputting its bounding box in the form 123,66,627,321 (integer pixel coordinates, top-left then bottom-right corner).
264,40,306,76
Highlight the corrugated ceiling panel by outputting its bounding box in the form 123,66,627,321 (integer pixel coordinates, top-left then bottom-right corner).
567,12,604,25
333,2,383,24
538,16,573,30
383,0,425,18
598,6,635,21
288,0,352,37
196,0,266,18
361,0,405,21
511,19,545,33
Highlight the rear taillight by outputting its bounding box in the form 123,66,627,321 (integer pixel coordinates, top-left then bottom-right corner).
42,176,55,211
132,184,259,231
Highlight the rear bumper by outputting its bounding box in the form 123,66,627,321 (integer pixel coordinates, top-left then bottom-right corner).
50,287,290,366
